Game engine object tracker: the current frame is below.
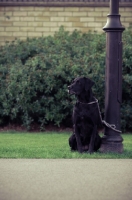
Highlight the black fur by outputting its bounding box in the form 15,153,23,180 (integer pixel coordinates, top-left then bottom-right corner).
68,77,102,153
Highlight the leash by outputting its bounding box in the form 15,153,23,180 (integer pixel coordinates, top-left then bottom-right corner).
79,98,122,133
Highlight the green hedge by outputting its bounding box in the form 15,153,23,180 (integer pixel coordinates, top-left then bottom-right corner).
0,27,132,131
121,29,132,131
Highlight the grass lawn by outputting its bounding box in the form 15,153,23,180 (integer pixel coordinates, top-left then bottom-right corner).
0,132,132,159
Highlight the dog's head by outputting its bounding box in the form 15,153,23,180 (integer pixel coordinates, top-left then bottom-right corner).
68,77,94,95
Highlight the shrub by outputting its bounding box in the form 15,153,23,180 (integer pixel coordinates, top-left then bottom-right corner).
121,29,132,131
0,27,131,131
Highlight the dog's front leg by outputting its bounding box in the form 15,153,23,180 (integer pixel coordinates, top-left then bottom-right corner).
89,125,97,154
74,124,83,153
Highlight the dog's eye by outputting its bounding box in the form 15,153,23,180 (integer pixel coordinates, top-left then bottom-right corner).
77,80,81,85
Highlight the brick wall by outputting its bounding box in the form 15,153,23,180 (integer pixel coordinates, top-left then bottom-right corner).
0,5,132,45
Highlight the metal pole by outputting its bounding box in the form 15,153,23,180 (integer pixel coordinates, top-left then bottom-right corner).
100,0,125,153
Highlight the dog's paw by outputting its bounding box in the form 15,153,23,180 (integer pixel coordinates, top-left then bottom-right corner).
78,148,83,154
88,150,94,154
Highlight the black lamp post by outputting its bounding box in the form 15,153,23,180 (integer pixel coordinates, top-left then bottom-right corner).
100,0,125,153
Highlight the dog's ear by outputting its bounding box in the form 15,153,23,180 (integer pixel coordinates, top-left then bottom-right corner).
84,77,94,91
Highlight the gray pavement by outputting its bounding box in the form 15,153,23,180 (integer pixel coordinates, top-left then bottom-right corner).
0,159,132,200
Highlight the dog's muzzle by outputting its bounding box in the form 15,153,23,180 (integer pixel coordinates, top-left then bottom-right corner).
68,86,75,95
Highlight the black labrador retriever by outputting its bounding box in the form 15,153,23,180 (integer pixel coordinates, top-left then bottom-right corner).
68,77,102,153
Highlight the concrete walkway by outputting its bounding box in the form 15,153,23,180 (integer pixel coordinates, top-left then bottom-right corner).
0,159,132,200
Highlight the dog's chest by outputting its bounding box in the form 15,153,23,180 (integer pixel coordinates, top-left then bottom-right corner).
73,103,95,124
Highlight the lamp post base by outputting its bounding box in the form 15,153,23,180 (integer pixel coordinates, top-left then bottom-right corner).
100,138,123,153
